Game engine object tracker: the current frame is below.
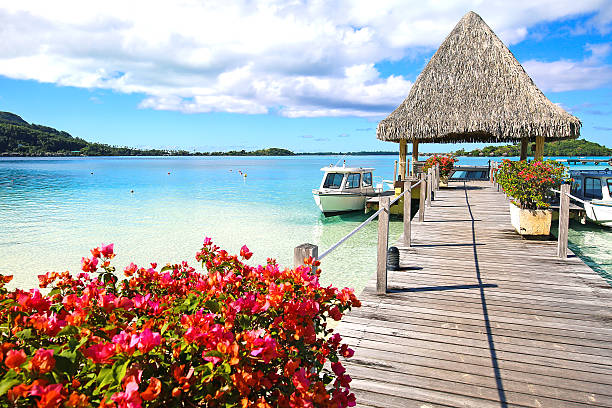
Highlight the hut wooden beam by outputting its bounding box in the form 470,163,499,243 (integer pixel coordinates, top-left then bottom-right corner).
534,135,545,161
399,139,407,180
520,137,528,160
412,140,419,165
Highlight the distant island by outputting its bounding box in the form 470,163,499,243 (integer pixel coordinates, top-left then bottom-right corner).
1,111,610,157
452,138,612,157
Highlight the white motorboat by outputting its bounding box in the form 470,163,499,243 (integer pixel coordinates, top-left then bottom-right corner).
570,169,612,227
313,164,381,216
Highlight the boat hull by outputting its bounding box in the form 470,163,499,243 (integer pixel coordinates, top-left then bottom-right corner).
313,192,367,216
584,201,612,228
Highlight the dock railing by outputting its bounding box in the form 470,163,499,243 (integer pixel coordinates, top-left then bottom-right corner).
295,178,424,295
551,184,586,259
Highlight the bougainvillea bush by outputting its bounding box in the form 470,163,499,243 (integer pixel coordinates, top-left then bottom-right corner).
495,159,566,210
0,239,360,407
422,155,457,179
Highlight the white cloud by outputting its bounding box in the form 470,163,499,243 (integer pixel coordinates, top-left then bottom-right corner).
523,42,612,92
0,0,610,117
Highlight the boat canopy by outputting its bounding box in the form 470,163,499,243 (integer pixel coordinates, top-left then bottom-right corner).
320,166,375,173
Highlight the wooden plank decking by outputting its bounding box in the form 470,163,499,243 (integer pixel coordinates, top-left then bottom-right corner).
337,181,612,408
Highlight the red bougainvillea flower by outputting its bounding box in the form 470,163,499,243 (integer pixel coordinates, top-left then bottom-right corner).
141,378,162,401
28,348,55,374
30,383,67,408
4,349,26,370
0,240,360,407
81,256,98,272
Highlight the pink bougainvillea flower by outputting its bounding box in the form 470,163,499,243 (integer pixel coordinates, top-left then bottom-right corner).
100,243,115,258
30,383,66,408
240,245,253,260
83,343,116,364
136,329,161,353
111,380,142,408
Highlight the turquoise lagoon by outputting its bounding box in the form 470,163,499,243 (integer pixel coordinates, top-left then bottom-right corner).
1,155,610,291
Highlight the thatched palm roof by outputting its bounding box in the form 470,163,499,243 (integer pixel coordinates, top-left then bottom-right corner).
377,11,581,143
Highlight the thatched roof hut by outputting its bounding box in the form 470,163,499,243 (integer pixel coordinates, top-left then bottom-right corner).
377,11,581,147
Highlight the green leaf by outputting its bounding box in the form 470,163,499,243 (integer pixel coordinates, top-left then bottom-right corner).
58,325,79,337
160,265,174,272
205,299,220,314
0,377,20,396
15,328,33,340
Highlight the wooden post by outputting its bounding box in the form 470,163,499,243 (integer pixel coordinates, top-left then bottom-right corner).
426,168,432,207
406,157,410,178
557,184,570,259
398,140,407,181
403,181,412,247
412,140,419,164
534,135,545,161
294,243,318,271
435,164,440,191
393,160,398,182
520,137,528,161
419,172,426,222
377,196,390,295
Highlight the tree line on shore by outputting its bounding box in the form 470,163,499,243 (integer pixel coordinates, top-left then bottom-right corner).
1,111,610,157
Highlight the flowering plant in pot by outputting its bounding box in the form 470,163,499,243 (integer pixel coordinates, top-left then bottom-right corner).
495,159,566,235
423,155,457,186
0,239,360,407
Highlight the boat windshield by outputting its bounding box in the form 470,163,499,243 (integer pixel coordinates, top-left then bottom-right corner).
363,172,372,187
585,177,603,200
345,173,361,189
323,173,344,189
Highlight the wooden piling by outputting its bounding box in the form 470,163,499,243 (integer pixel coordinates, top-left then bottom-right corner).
435,164,440,191
557,183,570,259
294,243,318,271
426,169,432,207
403,180,411,247
376,196,390,295
393,160,398,182
419,172,426,222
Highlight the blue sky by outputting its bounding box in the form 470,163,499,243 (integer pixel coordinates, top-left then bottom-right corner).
0,1,611,153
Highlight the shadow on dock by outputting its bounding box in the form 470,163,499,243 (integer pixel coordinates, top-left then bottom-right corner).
464,181,508,408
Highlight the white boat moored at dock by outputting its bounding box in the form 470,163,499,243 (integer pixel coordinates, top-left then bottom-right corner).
570,169,612,227
312,164,382,216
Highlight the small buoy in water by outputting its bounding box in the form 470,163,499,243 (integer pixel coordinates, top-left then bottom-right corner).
90,172,94,175
168,172,171,175
130,190,134,193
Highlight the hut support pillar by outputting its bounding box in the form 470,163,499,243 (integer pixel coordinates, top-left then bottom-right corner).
412,140,419,171
398,140,407,180
534,136,545,161
520,137,528,161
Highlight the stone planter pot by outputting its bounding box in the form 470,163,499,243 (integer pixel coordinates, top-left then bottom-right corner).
439,176,449,188
509,202,552,236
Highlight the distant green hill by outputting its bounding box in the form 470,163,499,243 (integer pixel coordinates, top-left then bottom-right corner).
453,138,612,157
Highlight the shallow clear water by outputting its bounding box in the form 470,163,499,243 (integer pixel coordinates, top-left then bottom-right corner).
0,155,406,292
1,155,610,291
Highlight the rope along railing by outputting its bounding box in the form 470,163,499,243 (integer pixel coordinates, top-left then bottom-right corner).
294,178,426,295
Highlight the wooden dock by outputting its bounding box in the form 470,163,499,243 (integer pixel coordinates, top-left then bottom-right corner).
337,180,612,408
